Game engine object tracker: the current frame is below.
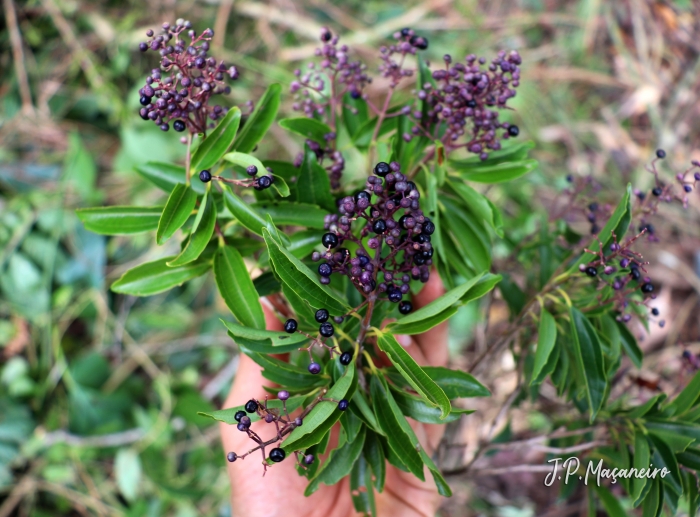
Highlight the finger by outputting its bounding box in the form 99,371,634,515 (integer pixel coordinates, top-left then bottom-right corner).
411,272,449,367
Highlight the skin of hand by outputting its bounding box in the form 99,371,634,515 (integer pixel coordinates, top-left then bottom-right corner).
220,273,449,517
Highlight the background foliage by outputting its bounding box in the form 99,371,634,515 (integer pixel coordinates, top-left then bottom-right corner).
2,1,700,516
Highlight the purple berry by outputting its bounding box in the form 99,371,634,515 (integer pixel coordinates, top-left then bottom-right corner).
308,362,321,375
278,390,290,401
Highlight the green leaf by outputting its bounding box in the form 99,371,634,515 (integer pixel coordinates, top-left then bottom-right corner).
446,180,504,237
232,84,281,153
221,319,308,348
387,366,490,398
649,435,683,494
111,257,209,296
243,351,328,390
191,107,241,172
388,273,484,333
76,206,162,235
370,375,424,480
626,394,666,419
387,307,458,335
592,485,627,517
569,306,607,421
223,152,290,198
663,370,700,417
263,228,349,314
352,114,397,148
114,449,141,502
281,365,355,452
279,118,333,145
296,147,335,211
350,454,376,516
376,332,451,419
449,159,537,183
157,183,197,245
222,185,285,242
305,427,366,496
685,471,698,517
632,430,650,502
641,478,662,517
167,192,216,266
198,395,307,424
425,171,445,259
645,420,700,448
363,430,386,492
64,132,96,201
253,271,281,297
617,320,643,368
135,162,205,195
567,185,631,274
450,141,535,167
213,246,265,329
392,387,473,424
531,310,557,386
252,202,328,229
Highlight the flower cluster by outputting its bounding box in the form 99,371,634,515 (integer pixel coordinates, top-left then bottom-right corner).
379,28,430,86
634,149,700,239
290,27,371,117
408,50,522,159
137,20,239,134
312,161,432,307
225,391,348,474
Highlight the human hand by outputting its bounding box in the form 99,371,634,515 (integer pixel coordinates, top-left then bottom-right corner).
220,273,448,517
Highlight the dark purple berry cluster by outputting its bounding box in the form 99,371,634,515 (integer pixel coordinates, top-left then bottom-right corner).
408,50,522,159
290,27,371,116
225,390,347,473
378,28,430,86
311,161,432,303
137,21,239,134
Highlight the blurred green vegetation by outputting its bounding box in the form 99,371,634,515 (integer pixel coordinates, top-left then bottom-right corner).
2,1,699,515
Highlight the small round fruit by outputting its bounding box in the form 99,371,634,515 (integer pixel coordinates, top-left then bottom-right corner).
234,410,246,422
656,149,666,159
339,351,352,365
374,162,391,177
308,362,322,375
338,399,349,411
304,454,315,465
652,187,662,196
269,448,286,463
245,400,258,413
284,319,298,334
199,169,212,182
173,119,186,132
423,220,436,235
372,219,387,234
318,263,332,277
322,233,339,248
641,283,654,293
651,308,659,316
315,308,329,323
278,390,290,401
399,301,413,314
227,452,237,462
508,125,520,137
319,322,334,338
585,267,598,277
246,165,258,176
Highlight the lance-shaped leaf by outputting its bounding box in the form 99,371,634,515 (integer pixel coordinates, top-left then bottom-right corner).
135,162,206,194
295,146,335,212
449,158,537,183
663,369,700,417
376,332,451,419
391,387,474,424
263,228,349,314
305,427,366,496
156,183,197,245
167,192,217,266
213,246,265,329
76,206,163,235
252,202,328,229
569,306,607,421
282,365,355,452
198,395,307,425
223,151,290,197
222,185,289,244
388,273,484,334
111,257,209,296
221,319,308,348
279,118,333,146
231,84,281,153
370,375,424,480
446,180,504,237
191,107,241,172
531,309,557,385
